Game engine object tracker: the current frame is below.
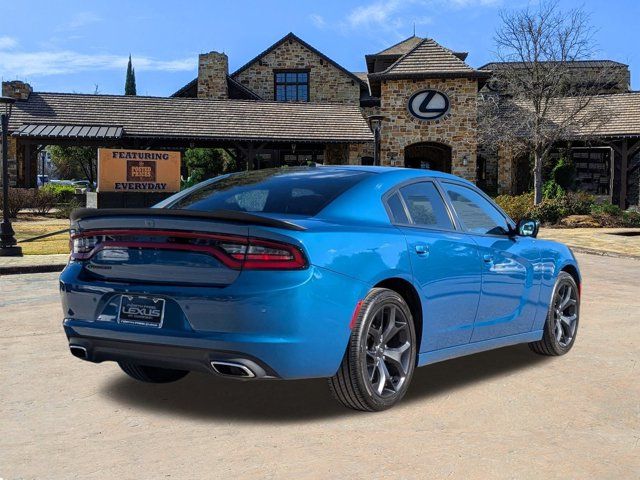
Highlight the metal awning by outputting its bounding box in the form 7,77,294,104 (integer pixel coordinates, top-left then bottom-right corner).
13,124,124,139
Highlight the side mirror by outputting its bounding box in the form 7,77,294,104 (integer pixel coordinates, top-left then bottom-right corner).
517,218,539,238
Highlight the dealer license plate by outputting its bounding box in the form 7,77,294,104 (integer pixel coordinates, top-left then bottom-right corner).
118,295,165,327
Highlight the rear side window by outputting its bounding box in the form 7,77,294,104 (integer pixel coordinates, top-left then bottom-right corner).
398,182,453,230
386,193,409,224
167,168,374,216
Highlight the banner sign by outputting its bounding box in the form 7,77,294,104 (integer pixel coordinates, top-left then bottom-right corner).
98,148,181,192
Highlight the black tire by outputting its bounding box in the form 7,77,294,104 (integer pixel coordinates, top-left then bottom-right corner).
118,362,189,383
329,288,417,412
529,271,580,356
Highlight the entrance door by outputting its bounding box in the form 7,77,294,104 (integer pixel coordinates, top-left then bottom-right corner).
404,142,452,173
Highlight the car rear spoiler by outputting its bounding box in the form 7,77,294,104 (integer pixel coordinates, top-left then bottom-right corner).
70,208,307,231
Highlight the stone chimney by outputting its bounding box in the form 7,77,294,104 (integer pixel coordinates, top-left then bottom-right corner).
197,52,228,100
2,80,32,100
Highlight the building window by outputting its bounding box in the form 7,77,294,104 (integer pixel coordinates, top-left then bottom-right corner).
275,71,309,102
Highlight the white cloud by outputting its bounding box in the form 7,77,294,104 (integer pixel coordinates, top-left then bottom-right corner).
310,13,326,28
65,12,101,29
0,50,196,77
0,36,17,50
346,0,403,28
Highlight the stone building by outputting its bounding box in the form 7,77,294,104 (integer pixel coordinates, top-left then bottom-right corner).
2,32,640,206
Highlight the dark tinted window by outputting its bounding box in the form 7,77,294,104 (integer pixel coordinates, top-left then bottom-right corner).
166,168,373,216
399,182,453,229
386,193,409,224
444,183,510,235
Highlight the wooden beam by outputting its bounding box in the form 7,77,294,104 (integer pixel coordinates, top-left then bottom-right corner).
620,139,628,208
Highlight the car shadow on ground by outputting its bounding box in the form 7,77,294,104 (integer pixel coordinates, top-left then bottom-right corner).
102,344,551,423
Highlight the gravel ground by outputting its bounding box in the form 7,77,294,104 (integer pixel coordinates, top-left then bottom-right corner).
0,253,638,479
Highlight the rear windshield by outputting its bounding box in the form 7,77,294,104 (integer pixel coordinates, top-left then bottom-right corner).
165,168,374,216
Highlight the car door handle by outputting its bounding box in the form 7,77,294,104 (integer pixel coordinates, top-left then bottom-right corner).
415,244,429,256
483,254,494,263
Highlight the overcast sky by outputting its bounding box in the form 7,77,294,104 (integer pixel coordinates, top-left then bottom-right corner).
1,0,638,96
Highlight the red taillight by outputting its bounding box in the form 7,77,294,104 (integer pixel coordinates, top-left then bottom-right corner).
70,229,307,270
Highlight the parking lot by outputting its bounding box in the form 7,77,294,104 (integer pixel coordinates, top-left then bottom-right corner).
1,252,638,479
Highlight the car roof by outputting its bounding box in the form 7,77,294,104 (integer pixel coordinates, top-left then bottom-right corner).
318,165,474,185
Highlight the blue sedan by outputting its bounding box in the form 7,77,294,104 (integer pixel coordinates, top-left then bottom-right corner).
61,166,581,411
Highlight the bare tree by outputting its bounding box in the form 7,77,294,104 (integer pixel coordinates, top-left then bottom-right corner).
479,0,614,203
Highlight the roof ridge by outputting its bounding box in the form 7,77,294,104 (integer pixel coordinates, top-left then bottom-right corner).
379,38,430,75
371,35,422,56
230,32,366,87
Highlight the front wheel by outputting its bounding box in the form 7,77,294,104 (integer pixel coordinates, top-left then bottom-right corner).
329,288,417,411
529,271,580,356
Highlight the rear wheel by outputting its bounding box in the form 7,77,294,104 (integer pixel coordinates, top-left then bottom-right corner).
118,362,189,383
529,272,580,356
329,288,417,411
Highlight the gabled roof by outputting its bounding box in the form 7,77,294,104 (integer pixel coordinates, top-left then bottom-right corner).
8,92,374,143
231,32,367,87
370,38,489,79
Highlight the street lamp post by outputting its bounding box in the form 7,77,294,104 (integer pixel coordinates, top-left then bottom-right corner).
0,95,22,256
367,115,385,166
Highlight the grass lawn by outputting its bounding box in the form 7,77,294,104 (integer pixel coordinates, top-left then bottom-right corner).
13,214,70,255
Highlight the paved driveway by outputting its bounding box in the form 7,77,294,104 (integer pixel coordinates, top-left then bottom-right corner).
1,253,638,479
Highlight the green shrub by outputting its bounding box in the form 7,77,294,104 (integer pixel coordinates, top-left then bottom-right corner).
591,202,622,216
543,180,564,199
53,198,83,219
622,210,640,227
552,156,575,190
494,192,534,221
42,184,76,203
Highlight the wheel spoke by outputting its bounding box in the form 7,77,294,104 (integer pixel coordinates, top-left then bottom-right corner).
383,341,410,376
559,293,575,311
376,361,389,395
560,313,577,327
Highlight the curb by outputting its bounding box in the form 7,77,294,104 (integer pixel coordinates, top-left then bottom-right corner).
568,247,640,261
0,263,67,276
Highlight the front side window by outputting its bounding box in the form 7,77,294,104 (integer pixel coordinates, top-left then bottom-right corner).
275,71,309,102
443,183,510,235
398,182,453,230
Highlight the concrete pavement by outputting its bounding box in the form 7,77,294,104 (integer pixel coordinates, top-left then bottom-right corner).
0,253,638,479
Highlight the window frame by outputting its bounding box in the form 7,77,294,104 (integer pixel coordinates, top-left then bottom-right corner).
383,179,458,233
273,68,310,102
439,180,516,238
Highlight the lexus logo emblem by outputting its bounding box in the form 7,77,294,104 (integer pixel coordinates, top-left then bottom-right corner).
407,90,450,120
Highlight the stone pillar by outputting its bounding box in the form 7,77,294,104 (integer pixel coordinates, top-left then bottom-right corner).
197,52,228,100
1,81,32,187
497,145,515,195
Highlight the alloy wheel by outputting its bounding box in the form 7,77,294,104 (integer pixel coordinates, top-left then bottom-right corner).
553,282,578,347
364,304,412,398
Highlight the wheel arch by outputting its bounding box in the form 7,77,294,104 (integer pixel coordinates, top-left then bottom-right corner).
560,264,581,295
373,277,423,354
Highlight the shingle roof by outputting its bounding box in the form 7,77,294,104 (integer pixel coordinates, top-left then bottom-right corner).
504,92,640,138
370,38,490,79
8,92,374,143
479,60,628,71
373,36,424,56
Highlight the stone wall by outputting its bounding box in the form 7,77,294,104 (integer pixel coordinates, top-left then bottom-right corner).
233,38,361,104
2,80,32,100
378,77,478,181
197,52,228,100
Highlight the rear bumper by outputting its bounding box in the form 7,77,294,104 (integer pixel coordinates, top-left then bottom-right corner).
60,261,369,379
65,333,278,378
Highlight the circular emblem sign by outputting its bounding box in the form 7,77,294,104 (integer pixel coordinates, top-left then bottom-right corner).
407,90,450,121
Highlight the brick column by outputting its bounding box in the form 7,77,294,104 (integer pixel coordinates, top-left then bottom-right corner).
197,52,229,100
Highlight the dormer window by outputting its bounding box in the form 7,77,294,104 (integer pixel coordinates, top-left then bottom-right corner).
275,70,309,102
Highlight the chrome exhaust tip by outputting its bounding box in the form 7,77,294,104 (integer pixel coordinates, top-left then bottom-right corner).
210,360,256,378
69,345,88,360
